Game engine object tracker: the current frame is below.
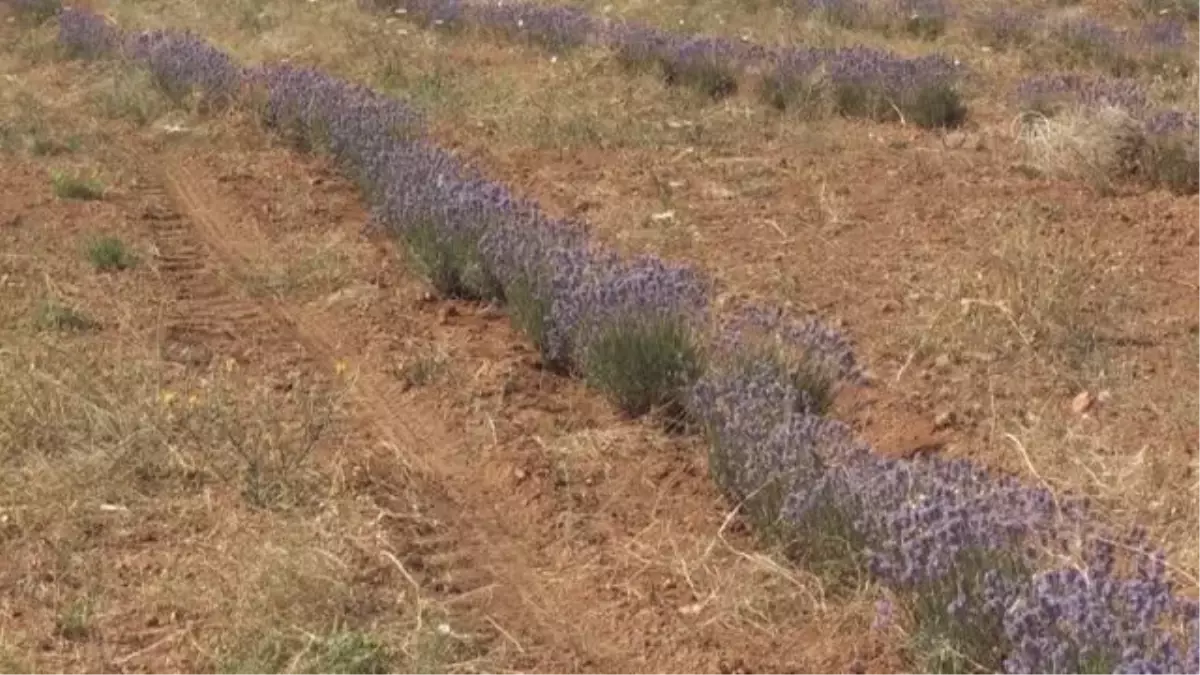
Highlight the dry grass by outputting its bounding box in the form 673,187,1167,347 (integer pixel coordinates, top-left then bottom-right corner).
908,202,1118,377
5,0,1196,670
0,44,487,672
1015,105,1142,193
0,330,474,672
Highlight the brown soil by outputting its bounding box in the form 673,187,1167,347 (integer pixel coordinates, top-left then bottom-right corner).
0,32,904,672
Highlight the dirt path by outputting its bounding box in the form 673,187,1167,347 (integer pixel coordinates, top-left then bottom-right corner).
149,147,892,672
156,157,591,670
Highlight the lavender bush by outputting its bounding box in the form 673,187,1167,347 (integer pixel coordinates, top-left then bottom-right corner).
851,455,1090,672
10,0,61,22
570,254,709,417
659,36,747,99
1135,19,1194,75
357,0,467,30
1136,0,1199,22
56,6,119,59
606,19,678,72
762,47,967,127
125,29,243,109
1004,536,1200,674
1048,17,1138,75
794,0,872,29
478,215,590,368
246,63,425,181
470,1,598,53
1016,74,1149,117
1139,110,1199,194
970,7,1039,50
1016,75,1197,194
368,144,508,298
607,25,747,100
358,0,971,123
760,47,829,113
887,0,953,39
53,11,1200,672
828,47,966,128
688,306,866,575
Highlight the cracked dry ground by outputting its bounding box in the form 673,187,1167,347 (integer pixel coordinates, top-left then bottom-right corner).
0,45,899,674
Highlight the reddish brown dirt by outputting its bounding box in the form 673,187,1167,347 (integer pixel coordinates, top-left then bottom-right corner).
0,30,907,664
157,137,901,673
433,118,1199,470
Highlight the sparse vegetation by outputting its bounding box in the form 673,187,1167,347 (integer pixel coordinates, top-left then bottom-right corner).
54,598,93,642
92,64,168,125
34,297,97,331
221,629,392,674
86,235,138,271
580,313,705,419
49,169,104,200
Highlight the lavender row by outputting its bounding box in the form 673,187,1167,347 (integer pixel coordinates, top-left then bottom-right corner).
972,7,1194,77
794,0,954,39
49,7,1200,672
358,0,967,127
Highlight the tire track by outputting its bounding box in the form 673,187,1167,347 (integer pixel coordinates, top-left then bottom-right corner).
142,185,300,367
157,156,611,671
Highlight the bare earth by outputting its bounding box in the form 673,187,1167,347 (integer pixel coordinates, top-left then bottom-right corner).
0,0,1196,672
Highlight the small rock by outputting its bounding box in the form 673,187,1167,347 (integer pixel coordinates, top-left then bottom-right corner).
477,303,504,320
934,410,956,430
705,184,735,200
1071,390,1095,415
964,350,995,364
573,198,600,214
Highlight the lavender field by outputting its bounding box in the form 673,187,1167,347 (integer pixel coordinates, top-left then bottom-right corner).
2,0,1197,671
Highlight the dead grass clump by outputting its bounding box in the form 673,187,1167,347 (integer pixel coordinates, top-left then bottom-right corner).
90,61,172,126
49,167,105,200
0,343,335,511
1017,106,1138,194
32,296,99,332
912,204,1116,380
0,337,482,671
1018,104,1200,194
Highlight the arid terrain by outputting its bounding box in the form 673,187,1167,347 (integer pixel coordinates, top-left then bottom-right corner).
1,0,1196,672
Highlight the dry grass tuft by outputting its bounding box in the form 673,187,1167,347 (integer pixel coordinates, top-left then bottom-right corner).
907,202,1117,381
1015,105,1146,194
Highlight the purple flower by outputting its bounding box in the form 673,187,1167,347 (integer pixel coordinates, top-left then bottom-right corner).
471,1,599,52
1016,74,1149,114
889,0,954,38
57,6,120,59
1137,18,1189,50
124,29,244,108
795,0,872,28
827,47,965,126
11,0,61,21
973,6,1039,48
